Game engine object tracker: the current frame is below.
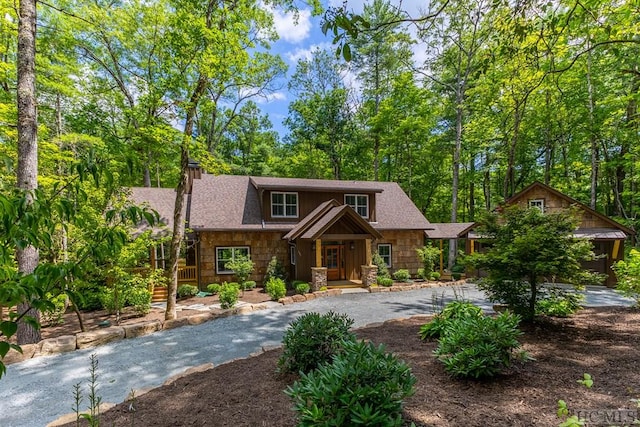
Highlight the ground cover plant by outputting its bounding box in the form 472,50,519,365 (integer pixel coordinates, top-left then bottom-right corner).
61,306,640,427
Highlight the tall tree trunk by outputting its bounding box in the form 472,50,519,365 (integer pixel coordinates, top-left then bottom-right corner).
166,75,208,320
586,46,598,209
449,88,463,269
16,0,41,344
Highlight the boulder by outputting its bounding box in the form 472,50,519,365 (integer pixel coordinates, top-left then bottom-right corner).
76,327,125,349
163,317,189,330
187,313,212,325
123,320,162,339
39,335,77,355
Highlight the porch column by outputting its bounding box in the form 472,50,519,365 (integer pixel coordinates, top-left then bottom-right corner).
315,239,322,267
311,267,327,291
365,239,372,265
361,265,378,288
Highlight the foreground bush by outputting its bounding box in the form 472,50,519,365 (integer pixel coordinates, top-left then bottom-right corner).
286,340,416,427
278,311,355,374
206,283,221,294
536,286,584,317
392,269,411,282
419,300,483,340
434,311,525,379
377,277,394,287
177,284,199,298
265,277,287,301
294,281,310,294
219,282,240,309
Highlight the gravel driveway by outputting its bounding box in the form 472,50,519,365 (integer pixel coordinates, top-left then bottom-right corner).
0,283,634,427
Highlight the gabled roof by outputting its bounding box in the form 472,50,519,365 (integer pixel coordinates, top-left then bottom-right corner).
426,222,476,239
507,181,635,236
284,200,383,241
189,174,431,231
128,187,186,236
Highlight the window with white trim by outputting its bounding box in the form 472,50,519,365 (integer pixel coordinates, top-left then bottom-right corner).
377,244,392,268
345,194,369,218
528,199,544,213
290,245,296,265
216,246,250,274
271,192,298,218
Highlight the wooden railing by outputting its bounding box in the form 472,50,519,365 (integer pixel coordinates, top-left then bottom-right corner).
177,266,197,283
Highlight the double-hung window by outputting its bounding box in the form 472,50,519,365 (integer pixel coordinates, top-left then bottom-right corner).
377,244,392,268
345,194,369,218
272,192,298,218
528,199,544,213
216,247,250,274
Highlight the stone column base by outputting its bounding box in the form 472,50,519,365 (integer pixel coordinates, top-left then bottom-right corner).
361,265,378,288
311,267,328,291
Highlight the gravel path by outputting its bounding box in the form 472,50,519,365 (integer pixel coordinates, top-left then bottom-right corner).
0,283,634,427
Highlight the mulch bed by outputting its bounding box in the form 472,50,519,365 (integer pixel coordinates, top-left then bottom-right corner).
60,306,640,426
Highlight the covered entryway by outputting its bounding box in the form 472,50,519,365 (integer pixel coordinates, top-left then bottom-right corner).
323,244,344,280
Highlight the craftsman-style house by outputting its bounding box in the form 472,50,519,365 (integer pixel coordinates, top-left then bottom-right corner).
131,171,432,289
465,181,635,286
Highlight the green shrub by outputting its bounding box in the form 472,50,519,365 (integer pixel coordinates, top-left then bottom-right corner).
265,277,287,301
419,300,483,340
378,277,394,287
264,256,287,284
416,244,440,279
536,286,584,317
392,269,411,282
241,280,257,291
126,286,152,316
278,311,356,374
286,340,416,427
319,286,328,291
372,252,390,279
613,248,640,306
177,284,199,299
206,283,221,294
42,293,67,326
294,281,310,294
431,272,441,280
225,255,254,285
99,285,126,314
433,311,525,379
219,282,240,309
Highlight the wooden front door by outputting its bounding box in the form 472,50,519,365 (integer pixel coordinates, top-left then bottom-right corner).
323,245,344,281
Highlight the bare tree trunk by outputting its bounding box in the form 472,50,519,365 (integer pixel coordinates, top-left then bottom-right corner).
16,0,41,344
586,46,598,209
449,88,463,269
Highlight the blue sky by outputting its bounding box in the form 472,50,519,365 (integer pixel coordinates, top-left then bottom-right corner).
257,0,427,139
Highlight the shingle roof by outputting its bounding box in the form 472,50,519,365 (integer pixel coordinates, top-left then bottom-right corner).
189,174,431,231
426,222,476,239
128,187,186,236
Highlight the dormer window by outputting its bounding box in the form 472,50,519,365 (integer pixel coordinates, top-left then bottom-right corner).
345,194,369,218
272,192,298,218
528,199,544,212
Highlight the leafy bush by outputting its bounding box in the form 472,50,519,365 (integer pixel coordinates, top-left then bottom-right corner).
265,277,287,301
264,256,287,284
219,282,240,309
372,252,390,279
225,255,254,285
419,301,483,340
42,293,67,326
536,286,584,317
99,285,126,315
126,286,152,315
378,277,394,287
286,340,416,427
431,272,441,280
392,269,411,282
433,311,525,379
613,249,640,306
294,281,310,294
206,283,221,294
241,280,257,291
278,311,355,374
416,244,440,279
177,284,199,299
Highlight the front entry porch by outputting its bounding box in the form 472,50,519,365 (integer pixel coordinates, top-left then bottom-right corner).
326,279,363,289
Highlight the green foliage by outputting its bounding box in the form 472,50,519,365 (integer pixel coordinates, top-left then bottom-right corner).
377,277,394,287
419,301,483,340
372,252,390,279
416,244,440,279
99,285,126,315
469,206,602,320
265,277,286,301
42,293,67,326
294,281,310,294
557,374,593,427
278,311,356,375
225,255,254,287
613,249,640,306
431,272,441,280
126,285,152,316
218,282,240,309
206,283,221,294
286,340,416,427
263,256,287,284
241,280,257,291
433,311,525,379
392,269,410,282
536,287,584,318
177,284,199,299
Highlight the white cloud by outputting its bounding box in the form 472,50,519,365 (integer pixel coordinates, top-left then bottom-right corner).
272,8,312,43
285,42,334,63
